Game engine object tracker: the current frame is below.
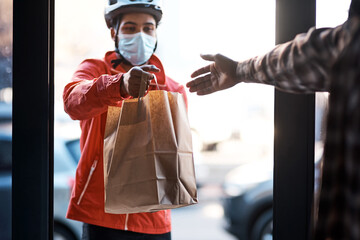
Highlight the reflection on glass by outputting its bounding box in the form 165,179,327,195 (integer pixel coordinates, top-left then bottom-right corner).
0,0,12,240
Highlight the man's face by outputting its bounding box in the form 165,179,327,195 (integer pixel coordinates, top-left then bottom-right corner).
111,12,157,40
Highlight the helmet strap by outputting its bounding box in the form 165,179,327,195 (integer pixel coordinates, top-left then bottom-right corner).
112,17,132,68
114,17,121,52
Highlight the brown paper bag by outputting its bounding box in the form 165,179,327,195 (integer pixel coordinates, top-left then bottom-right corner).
103,90,198,214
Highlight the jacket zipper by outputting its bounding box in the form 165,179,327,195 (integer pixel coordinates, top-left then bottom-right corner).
77,160,98,205
124,214,129,231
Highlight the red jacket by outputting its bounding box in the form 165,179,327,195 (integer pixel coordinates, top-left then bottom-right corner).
63,51,187,234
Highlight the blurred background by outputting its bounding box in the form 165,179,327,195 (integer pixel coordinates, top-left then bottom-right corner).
0,0,351,239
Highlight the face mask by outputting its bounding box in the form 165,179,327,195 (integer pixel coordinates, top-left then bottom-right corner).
118,32,157,66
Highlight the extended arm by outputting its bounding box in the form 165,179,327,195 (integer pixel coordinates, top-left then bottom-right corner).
237,23,349,93
63,59,124,120
63,59,159,120
187,19,356,95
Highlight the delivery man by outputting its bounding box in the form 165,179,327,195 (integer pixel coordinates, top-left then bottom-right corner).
63,1,187,239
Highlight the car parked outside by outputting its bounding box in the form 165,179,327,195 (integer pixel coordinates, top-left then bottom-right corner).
0,109,83,240
222,145,323,240
222,93,327,240
53,136,82,240
222,160,273,240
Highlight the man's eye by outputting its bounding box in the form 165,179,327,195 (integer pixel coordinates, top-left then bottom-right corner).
124,27,135,32
144,27,154,32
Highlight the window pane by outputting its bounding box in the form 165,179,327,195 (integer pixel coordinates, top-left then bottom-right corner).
55,1,275,239
52,1,89,239
160,1,275,239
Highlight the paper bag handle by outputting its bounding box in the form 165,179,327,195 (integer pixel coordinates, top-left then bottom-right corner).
149,74,166,89
152,74,160,90
139,74,161,102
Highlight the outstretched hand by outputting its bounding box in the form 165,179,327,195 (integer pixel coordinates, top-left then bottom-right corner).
121,65,160,97
186,54,238,95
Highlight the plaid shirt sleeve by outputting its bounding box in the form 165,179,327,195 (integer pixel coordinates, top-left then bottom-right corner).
236,20,354,93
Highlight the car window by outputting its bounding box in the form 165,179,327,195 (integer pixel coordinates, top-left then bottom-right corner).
65,139,80,164
0,139,12,171
0,103,12,123
54,139,77,173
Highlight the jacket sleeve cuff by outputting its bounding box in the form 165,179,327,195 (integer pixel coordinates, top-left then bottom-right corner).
96,73,130,100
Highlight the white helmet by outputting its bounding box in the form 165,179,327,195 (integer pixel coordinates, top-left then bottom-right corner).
105,0,163,28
